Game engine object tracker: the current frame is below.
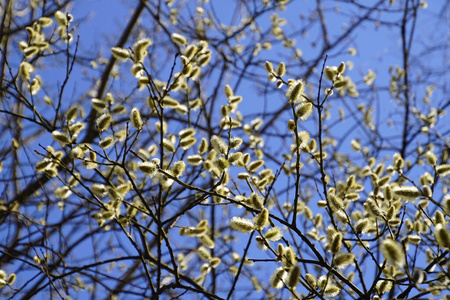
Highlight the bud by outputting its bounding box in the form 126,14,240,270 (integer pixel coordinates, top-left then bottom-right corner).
264,61,273,73
265,227,283,241
197,246,211,260
171,33,187,46
275,62,286,77
305,274,316,288
55,186,72,199
253,208,269,229
172,161,185,177
248,160,264,173
224,84,233,98
287,119,296,132
366,198,385,217
229,137,242,149
337,61,346,73
130,107,143,130
296,103,313,121
286,80,304,103
230,217,254,233
287,265,300,289
162,96,179,108
330,232,343,254
99,136,115,150
186,155,203,166
248,192,264,210
162,138,175,153
436,164,450,177
333,253,355,269
180,137,196,150
19,61,34,80
384,185,393,201
425,151,437,166
54,11,68,26
380,239,404,266
378,176,391,187
52,130,71,145
210,135,227,155
138,161,158,177
110,47,130,61
328,193,343,210
179,128,196,139
209,257,221,268
324,66,337,81
324,285,340,297
96,113,112,132
91,98,107,112
216,157,230,171
393,186,421,200
270,267,287,289
435,224,450,249
198,138,208,154
200,235,215,249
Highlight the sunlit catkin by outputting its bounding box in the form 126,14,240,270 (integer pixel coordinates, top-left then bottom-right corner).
96,113,112,132
333,253,355,269
286,80,304,103
393,186,421,200
436,164,450,177
52,131,71,145
380,239,404,266
230,217,254,233
248,160,264,173
265,227,283,241
110,47,130,61
287,265,300,289
305,274,316,288
200,235,215,249
269,267,287,289
253,208,269,229
330,232,343,254
171,33,187,46
435,224,450,249
296,102,313,121
130,107,143,130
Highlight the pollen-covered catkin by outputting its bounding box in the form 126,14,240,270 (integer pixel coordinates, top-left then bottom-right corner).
130,107,143,130
380,239,404,266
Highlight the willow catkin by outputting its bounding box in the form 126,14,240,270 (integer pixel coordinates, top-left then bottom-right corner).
130,107,143,130
330,232,343,254
137,161,158,177
393,186,422,200
287,265,300,289
333,253,355,269
380,239,404,267
269,267,287,289
52,131,71,145
96,113,112,132
265,227,283,241
436,164,450,177
230,217,254,233
286,80,304,103
171,33,187,46
253,208,269,229
199,235,215,249
305,273,316,288
435,224,450,249
99,136,115,150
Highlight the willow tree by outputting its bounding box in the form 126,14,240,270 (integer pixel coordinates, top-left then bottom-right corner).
0,0,449,299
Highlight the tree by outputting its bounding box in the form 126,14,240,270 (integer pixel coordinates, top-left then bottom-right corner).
0,0,449,299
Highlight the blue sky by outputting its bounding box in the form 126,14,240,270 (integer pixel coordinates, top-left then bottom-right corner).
1,0,449,299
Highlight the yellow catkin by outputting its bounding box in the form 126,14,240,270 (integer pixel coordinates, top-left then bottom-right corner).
287,265,300,289
380,239,404,266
